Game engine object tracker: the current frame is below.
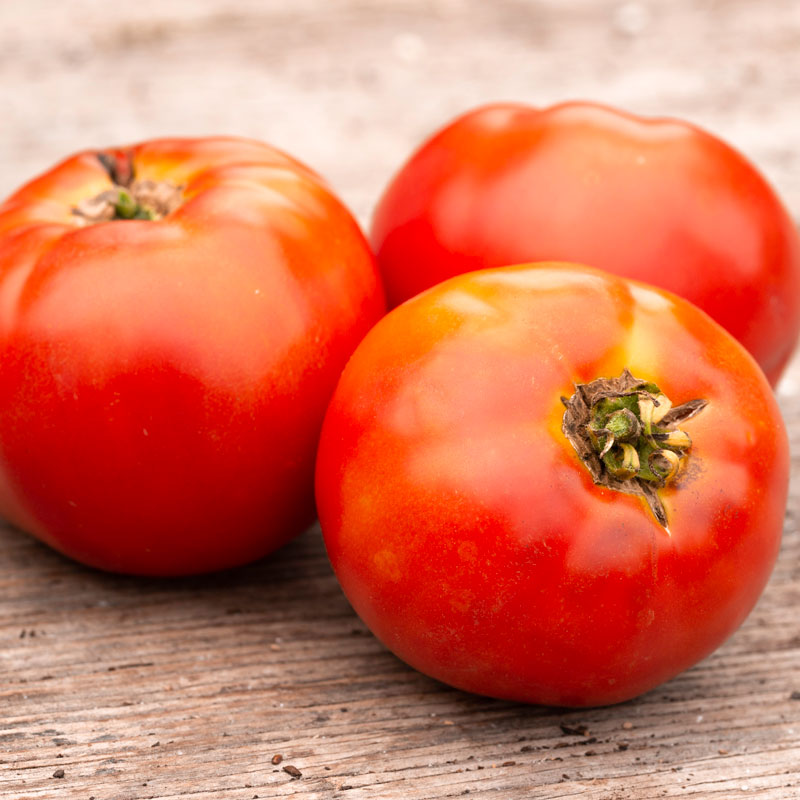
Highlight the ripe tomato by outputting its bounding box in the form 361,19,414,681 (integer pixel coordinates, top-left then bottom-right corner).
371,101,800,385
316,263,788,707
0,137,384,576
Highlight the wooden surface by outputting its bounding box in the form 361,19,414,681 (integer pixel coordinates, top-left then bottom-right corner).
2,1,800,798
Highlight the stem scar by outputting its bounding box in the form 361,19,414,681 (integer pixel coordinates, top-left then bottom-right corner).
72,151,183,224
561,368,707,528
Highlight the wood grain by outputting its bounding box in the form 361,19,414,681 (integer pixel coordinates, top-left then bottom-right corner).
2,1,800,798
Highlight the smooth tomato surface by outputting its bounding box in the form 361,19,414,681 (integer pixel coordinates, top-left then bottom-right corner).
316,263,788,707
371,101,800,384
0,137,384,575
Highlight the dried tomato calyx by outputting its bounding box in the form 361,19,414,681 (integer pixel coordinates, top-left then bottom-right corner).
72,151,183,224
561,368,707,528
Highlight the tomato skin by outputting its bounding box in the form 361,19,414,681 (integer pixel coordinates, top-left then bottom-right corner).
371,102,800,385
0,137,385,576
316,263,788,707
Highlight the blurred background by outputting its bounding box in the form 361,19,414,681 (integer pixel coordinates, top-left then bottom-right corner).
1,0,798,228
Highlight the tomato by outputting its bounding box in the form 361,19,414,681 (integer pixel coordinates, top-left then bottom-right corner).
371,101,800,385
316,262,788,707
0,137,384,576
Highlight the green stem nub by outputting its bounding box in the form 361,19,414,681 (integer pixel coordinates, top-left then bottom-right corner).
561,369,707,529
605,408,640,442
113,189,155,220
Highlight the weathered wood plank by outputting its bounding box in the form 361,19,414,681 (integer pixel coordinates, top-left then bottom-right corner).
2,511,799,799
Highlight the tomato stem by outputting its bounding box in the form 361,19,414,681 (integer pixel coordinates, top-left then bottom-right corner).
113,188,155,220
71,151,182,224
562,369,707,528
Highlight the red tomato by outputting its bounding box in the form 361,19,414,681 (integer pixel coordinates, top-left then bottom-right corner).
0,137,384,576
316,263,788,707
371,101,800,385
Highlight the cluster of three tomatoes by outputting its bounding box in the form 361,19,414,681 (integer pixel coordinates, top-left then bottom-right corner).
0,102,796,707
